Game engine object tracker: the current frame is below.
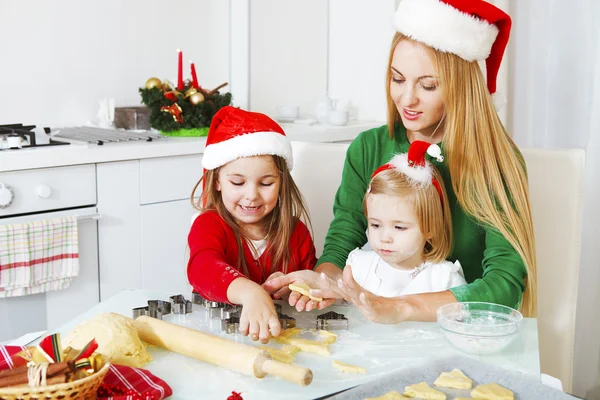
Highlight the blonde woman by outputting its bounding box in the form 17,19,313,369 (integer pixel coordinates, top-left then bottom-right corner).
263,0,537,322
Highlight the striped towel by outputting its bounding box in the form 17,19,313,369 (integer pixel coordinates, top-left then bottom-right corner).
0,345,173,399
0,216,79,298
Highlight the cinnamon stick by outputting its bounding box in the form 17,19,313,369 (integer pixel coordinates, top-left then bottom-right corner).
0,361,74,388
206,82,228,96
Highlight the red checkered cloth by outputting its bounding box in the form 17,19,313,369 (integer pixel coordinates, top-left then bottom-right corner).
0,345,172,399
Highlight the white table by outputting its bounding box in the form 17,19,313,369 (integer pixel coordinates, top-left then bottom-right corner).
44,289,540,400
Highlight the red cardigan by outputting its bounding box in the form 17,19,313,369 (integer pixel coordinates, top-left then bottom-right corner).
187,210,317,303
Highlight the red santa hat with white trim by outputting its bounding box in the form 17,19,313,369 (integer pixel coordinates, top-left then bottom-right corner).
394,0,511,103
202,106,293,171
372,140,444,200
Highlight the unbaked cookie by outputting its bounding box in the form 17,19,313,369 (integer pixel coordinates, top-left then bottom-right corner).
471,383,514,400
288,283,323,301
434,368,473,389
403,381,446,400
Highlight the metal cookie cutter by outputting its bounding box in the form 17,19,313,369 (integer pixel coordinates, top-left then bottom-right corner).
191,291,205,306
316,311,349,330
132,299,172,320
221,315,241,334
170,294,193,314
222,304,242,319
277,312,296,330
205,300,228,319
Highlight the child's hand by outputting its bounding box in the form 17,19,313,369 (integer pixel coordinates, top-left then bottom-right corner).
262,270,339,312
238,284,282,343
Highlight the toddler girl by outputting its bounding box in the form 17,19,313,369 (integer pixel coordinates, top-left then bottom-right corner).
349,140,466,297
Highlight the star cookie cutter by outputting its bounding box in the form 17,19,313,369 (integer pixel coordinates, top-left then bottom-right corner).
316,311,349,330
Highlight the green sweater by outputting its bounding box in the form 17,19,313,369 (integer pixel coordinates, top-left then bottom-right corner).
317,124,527,308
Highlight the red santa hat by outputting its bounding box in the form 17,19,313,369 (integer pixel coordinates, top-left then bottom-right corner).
393,0,511,97
372,141,444,200
202,106,293,171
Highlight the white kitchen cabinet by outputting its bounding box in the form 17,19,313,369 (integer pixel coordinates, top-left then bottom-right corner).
97,154,202,300
140,200,194,294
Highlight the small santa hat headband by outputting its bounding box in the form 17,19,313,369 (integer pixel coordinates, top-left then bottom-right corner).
371,141,444,201
394,0,511,97
202,106,293,171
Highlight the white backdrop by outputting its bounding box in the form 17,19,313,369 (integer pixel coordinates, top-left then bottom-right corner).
508,1,600,398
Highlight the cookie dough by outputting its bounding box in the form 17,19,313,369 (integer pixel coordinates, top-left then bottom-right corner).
471,383,514,400
64,312,151,368
276,337,330,356
281,344,300,356
319,330,338,344
260,346,295,363
332,360,367,374
288,283,323,301
279,327,302,339
365,391,409,400
404,382,446,400
434,368,473,389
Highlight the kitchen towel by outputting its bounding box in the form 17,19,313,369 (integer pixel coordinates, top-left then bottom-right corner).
0,216,79,297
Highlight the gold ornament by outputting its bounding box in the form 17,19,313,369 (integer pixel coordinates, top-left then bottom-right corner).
189,92,205,105
145,77,163,90
185,87,198,98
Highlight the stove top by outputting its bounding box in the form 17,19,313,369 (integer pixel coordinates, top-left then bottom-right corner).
0,124,70,150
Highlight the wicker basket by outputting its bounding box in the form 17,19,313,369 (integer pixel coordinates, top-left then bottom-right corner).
0,361,110,400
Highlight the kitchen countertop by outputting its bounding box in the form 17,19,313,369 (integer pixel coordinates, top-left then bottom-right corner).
40,289,540,400
0,121,380,173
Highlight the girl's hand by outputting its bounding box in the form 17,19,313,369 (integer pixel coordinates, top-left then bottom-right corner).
262,270,340,312
239,285,282,343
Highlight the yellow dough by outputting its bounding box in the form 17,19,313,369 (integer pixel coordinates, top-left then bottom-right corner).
260,346,295,363
281,344,300,356
319,330,338,344
276,337,330,356
64,312,151,368
288,283,323,301
434,368,473,389
279,327,302,339
332,360,367,374
471,383,514,400
404,381,446,400
364,391,409,400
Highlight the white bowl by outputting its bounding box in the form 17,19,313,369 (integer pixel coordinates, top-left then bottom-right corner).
437,302,523,355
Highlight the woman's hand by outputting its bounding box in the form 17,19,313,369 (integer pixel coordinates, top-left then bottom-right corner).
262,268,340,312
228,278,281,343
338,265,458,323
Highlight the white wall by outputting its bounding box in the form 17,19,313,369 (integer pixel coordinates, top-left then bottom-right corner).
0,0,230,127
249,0,328,119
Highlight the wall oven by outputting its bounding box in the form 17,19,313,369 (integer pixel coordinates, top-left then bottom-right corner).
0,164,100,343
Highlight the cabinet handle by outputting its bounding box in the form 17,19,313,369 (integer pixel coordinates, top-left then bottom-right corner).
75,213,102,222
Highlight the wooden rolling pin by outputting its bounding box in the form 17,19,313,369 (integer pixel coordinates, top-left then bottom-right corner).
133,316,313,386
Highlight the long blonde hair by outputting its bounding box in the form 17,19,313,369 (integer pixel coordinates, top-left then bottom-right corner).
365,168,453,263
386,33,537,317
190,155,312,278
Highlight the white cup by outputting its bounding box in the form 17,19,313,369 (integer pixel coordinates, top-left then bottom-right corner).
328,109,349,126
276,105,300,120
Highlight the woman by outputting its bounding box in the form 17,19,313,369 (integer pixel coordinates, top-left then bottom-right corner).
263,0,537,322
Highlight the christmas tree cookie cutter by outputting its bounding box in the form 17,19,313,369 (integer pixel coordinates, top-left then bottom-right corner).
316,311,349,330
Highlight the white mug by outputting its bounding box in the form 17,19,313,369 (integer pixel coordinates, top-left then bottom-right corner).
276,105,300,120
328,109,349,126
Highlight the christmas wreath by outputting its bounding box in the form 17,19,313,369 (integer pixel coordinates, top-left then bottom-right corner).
139,49,233,136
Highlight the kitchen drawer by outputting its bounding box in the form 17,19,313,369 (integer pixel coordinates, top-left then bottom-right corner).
0,165,96,217
139,154,203,204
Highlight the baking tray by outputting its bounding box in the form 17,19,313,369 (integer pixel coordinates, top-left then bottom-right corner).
326,355,577,400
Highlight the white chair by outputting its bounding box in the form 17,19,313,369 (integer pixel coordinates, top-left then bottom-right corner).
522,148,585,393
290,141,350,257
290,142,585,392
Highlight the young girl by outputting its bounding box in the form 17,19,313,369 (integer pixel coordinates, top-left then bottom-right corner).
348,140,466,297
187,106,317,343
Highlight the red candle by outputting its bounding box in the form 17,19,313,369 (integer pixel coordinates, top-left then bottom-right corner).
177,48,184,90
190,60,199,89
